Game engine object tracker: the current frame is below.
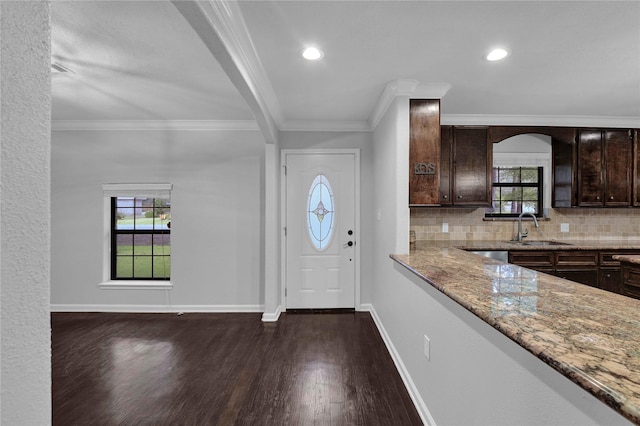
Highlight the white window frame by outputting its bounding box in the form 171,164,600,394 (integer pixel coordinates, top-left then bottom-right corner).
100,183,173,290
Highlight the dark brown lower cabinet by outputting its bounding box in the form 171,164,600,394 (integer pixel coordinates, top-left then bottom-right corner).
554,251,598,287
508,249,640,295
620,261,640,299
599,268,622,293
555,269,599,287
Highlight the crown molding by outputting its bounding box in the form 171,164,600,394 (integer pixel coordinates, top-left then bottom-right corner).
280,120,371,133
51,120,260,132
369,80,452,130
412,83,452,99
441,114,640,129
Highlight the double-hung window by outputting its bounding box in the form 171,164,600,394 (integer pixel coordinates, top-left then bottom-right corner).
102,184,172,286
485,167,543,218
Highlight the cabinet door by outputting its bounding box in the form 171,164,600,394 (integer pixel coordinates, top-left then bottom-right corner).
409,99,441,206
452,127,491,206
555,270,599,288
552,137,576,208
577,129,604,206
604,130,632,206
599,267,622,294
439,126,453,205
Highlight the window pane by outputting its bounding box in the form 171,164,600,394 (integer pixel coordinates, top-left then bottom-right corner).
521,168,538,183
499,168,521,183
116,207,135,230
116,256,133,278
152,234,171,255
522,187,539,201
116,234,133,255
523,201,538,213
501,201,521,214
133,234,153,255
501,187,523,201
153,256,171,278
133,256,153,278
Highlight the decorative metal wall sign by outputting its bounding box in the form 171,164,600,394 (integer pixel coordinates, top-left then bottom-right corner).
414,162,436,175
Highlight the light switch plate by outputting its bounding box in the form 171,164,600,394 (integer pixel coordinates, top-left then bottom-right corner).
561,223,569,233
442,223,448,233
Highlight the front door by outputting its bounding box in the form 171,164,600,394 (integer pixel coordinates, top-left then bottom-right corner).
284,151,357,309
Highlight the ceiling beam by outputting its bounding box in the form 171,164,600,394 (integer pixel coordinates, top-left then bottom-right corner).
172,0,280,144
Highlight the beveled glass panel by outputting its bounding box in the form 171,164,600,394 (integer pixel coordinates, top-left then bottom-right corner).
307,174,335,251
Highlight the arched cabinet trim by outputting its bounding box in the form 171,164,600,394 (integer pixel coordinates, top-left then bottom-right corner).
488,126,576,145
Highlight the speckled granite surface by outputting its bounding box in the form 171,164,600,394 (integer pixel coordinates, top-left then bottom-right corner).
615,255,640,265
392,243,640,424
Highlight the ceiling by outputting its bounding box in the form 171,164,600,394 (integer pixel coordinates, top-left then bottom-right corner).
51,1,640,133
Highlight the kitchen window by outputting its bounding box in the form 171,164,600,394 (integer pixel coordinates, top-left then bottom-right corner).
485,167,543,218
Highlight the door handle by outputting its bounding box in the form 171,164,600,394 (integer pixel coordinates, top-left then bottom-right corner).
343,241,354,248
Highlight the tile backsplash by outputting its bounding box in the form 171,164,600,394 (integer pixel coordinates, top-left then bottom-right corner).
410,208,640,241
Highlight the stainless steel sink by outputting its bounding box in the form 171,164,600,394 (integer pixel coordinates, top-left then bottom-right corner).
508,240,572,246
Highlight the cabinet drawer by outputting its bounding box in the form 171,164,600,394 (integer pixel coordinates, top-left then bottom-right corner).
509,251,554,267
622,268,640,299
600,251,640,267
555,251,598,269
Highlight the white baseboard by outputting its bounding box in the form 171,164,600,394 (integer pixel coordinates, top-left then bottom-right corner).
261,304,282,322
367,305,436,426
51,304,264,313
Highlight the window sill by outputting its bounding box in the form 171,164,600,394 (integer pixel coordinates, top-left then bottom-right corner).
483,217,551,222
99,281,173,290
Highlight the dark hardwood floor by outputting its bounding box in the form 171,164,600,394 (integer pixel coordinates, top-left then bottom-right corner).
52,311,423,425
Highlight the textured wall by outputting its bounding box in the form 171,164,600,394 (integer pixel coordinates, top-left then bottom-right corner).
0,2,52,425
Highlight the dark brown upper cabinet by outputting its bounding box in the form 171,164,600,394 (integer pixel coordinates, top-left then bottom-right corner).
440,126,492,206
577,129,632,207
409,99,441,206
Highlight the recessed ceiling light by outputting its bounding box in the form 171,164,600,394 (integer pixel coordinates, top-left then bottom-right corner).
486,48,509,61
302,47,324,61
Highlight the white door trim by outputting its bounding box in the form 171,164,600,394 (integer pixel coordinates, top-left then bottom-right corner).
280,149,361,311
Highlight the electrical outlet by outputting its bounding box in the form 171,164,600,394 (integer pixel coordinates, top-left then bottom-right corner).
442,223,448,233
561,223,569,233
423,334,430,361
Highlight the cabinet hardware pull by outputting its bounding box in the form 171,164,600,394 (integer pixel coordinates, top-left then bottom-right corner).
457,195,462,199
443,195,448,199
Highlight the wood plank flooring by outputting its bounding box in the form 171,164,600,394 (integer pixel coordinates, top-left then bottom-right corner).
52,311,423,425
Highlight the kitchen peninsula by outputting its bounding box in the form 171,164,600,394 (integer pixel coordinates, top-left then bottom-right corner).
391,241,640,425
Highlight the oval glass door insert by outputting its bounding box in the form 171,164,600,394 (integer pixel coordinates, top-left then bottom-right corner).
307,174,335,250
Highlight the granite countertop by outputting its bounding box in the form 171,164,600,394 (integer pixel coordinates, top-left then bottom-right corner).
614,255,640,265
433,239,640,251
392,242,640,424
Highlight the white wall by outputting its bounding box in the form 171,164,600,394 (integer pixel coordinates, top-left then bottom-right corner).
279,131,374,304
0,2,52,424
51,129,265,311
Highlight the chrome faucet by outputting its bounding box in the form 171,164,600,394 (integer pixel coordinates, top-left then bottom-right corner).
514,212,539,242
